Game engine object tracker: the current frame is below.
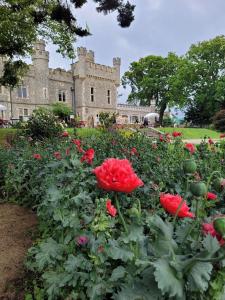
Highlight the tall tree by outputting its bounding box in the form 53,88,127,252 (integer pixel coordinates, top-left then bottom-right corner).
183,35,225,125
0,0,135,86
122,53,188,124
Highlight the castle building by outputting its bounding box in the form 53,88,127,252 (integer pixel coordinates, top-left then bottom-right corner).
0,40,155,124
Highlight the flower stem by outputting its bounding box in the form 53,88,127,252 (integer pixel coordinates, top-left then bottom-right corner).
115,194,128,234
173,178,189,228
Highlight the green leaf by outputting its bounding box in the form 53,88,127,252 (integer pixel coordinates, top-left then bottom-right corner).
122,224,145,243
202,235,220,256
35,238,64,271
64,254,92,272
187,261,213,292
110,266,126,282
107,240,134,262
153,258,185,299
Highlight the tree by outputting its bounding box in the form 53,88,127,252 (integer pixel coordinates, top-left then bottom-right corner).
183,35,225,126
52,102,72,120
0,0,135,86
122,53,188,125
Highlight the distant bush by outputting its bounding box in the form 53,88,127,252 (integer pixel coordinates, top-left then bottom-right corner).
213,110,225,131
25,107,65,139
51,102,72,120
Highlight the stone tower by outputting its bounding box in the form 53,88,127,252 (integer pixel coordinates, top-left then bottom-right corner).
72,47,121,122
31,40,49,104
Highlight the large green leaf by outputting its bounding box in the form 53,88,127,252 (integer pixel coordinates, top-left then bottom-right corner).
187,261,213,292
202,235,220,256
153,258,185,299
110,266,126,282
35,238,64,271
107,240,134,262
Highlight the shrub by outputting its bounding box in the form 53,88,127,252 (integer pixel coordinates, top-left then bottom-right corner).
213,110,225,131
51,102,72,120
25,107,65,139
99,112,117,128
162,116,174,127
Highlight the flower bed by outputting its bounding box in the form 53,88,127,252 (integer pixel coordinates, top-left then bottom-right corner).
1,131,225,299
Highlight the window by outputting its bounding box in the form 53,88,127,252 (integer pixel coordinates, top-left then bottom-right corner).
58,90,66,102
24,109,28,116
43,88,48,99
17,86,28,98
107,90,111,104
91,87,94,102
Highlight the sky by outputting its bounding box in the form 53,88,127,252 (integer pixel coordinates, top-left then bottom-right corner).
45,0,225,102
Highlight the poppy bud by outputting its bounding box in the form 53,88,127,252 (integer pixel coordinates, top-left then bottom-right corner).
183,159,197,174
129,207,139,217
190,181,207,197
213,178,224,192
213,217,225,238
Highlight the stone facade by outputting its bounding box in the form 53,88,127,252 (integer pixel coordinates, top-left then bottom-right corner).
0,40,155,124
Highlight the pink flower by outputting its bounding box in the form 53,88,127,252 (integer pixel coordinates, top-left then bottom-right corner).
202,223,225,246
220,134,225,138
76,236,89,246
62,131,69,137
54,151,62,160
81,149,95,165
207,192,217,200
172,131,182,137
130,147,138,156
106,199,117,217
33,153,41,160
185,143,196,154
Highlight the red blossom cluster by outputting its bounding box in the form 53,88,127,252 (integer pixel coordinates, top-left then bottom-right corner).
81,149,95,165
106,199,117,217
160,193,194,218
172,131,182,137
33,153,42,160
207,192,217,200
93,158,144,193
61,131,69,137
184,143,196,154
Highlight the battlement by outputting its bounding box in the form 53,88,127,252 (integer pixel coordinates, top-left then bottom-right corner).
113,57,121,66
49,68,72,78
77,47,95,63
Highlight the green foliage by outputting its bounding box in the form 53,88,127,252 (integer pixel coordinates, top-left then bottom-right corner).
1,131,225,298
25,107,64,139
213,110,225,132
99,112,117,129
122,53,189,124
51,102,72,119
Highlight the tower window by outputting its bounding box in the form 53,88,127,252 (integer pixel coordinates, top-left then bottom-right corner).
17,86,28,98
107,90,111,104
43,88,48,99
91,87,94,102
58,90,66,102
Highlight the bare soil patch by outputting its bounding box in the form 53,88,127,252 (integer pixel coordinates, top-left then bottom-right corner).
0,203,37,299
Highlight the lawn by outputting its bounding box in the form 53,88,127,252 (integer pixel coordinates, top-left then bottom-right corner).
0,128,17,144
160,127,222,139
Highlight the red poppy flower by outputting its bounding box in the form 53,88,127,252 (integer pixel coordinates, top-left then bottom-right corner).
172,131,182,137
130,147,138,156
54,151,62,160
208,138,214,145
62,131,69,137
185,143,196,154
93,158,144,193
207,192,217,200
202,223,225,246
160,193,194,218
72,139,84,153
159,135,164,142
220,134,225,138
106,199,117,217
33,153,41,160
81,149,95,165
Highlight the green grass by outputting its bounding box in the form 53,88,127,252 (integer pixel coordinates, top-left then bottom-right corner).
67,128,102,138
160,127,221,139
0,128,17,144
